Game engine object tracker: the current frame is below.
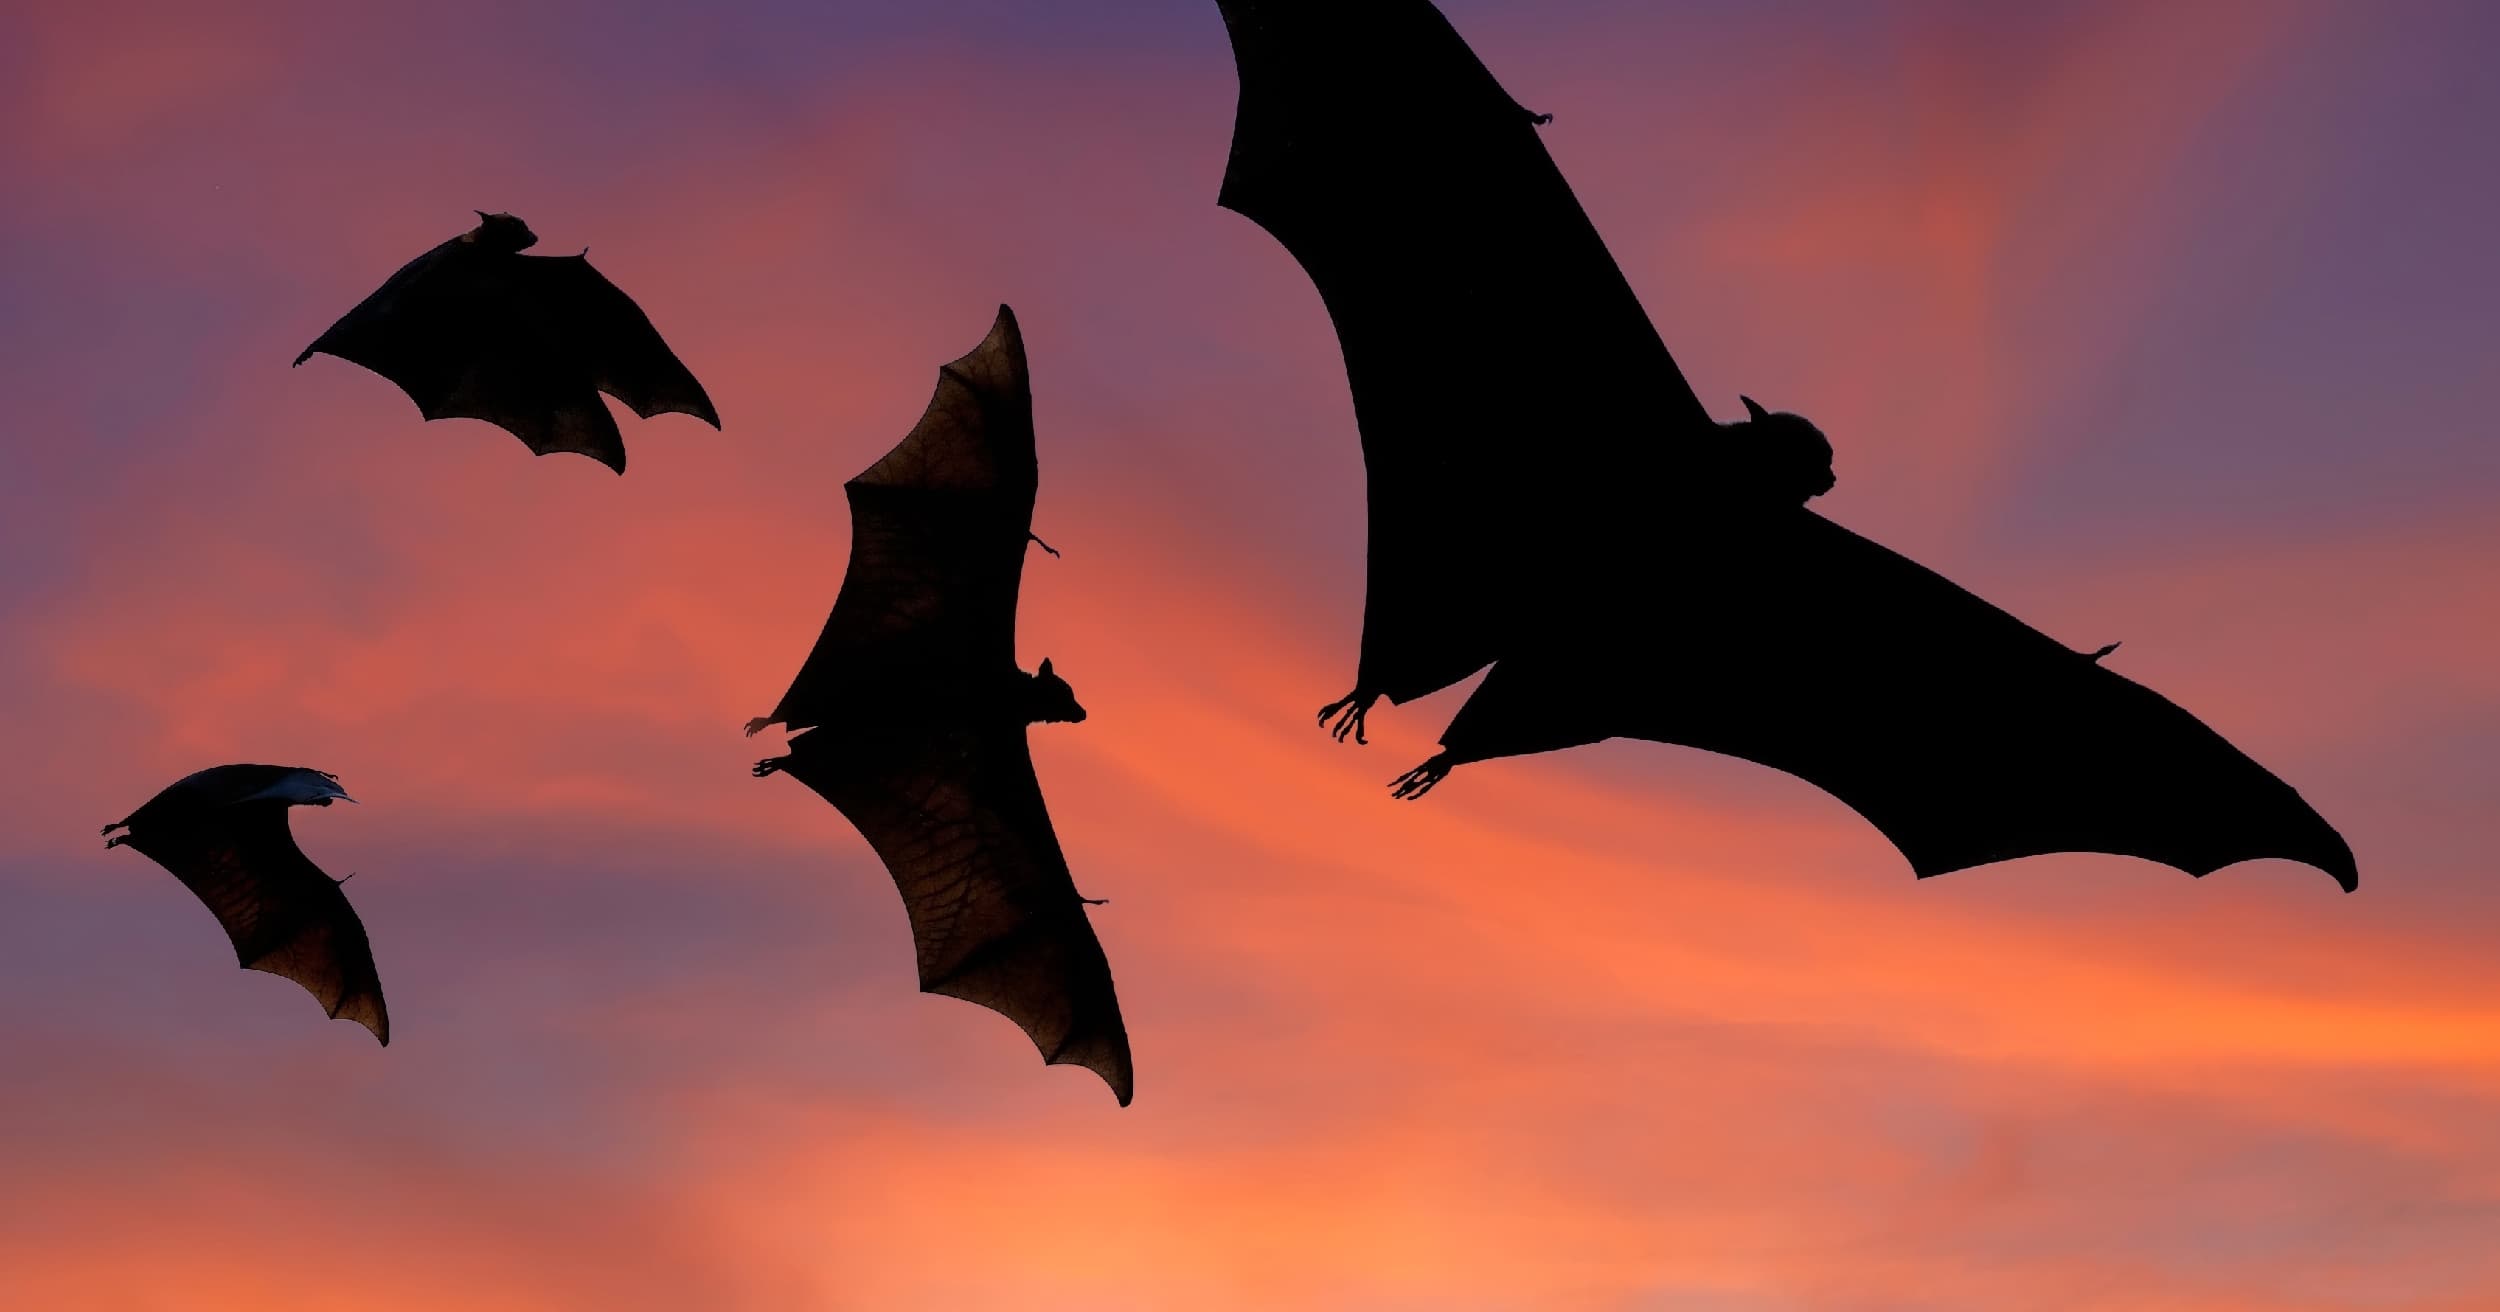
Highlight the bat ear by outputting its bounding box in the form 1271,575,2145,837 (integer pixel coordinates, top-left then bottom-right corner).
1038,657,1054,676
1741,395,1770,423
475,210,491,222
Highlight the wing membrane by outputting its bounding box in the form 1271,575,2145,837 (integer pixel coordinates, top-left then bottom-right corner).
780,720,1133,1105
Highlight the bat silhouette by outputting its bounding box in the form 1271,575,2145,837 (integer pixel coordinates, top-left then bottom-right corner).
293,211,719,474
102,764,390,1043
1214,0,2357,890
747,304,1134,1104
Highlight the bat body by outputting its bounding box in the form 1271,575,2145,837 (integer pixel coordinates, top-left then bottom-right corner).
1215,0,2357,890
103,764,390,1043
749,305,1134,1105
294,211,719,474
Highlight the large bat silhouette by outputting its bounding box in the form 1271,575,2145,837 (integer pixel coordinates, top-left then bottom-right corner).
103,765,390,1042
294,211,718,474
1215,0,2357,890
748,304,1134,1104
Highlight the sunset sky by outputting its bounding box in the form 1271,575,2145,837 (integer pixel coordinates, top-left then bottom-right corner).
4,0,2498,1307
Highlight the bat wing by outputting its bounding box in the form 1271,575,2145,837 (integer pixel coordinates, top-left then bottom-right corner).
295,239,714,474
520,254,721,428
757,305,1038,734
1434,513,2358,890
117,798,390,1042
1215,0,1710,705
775,719,1133,1105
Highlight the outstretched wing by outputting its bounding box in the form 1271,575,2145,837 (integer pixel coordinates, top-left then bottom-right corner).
758,305,1038,733
519,254,721,428
1433,513,2359,890
1215,0,1709,705
776,719,1134,1105
121,803,391,1042
294,237,715,474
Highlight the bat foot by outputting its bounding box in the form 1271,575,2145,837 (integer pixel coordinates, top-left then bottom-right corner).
744,716,777,737
752,756,788,779
103,833,130,849
1389,754,1453,800
101,820,127,837
1317,688,1378,745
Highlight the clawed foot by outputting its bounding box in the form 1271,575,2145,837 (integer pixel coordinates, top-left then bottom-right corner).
1317,688,1378,744
752,756,787,778
1388,753,1453,800
744,716,777,737
101,820,128,848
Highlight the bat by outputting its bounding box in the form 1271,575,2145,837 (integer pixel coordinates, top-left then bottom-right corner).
102,764,391,1043
747,304,1134,1105
293,211,719,474
1213,0,2358,890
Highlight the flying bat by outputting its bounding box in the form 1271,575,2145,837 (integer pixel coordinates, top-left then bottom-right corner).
102,764,390,1043
1212,0,2357,890
747,304,1134,1104
293,211,719,474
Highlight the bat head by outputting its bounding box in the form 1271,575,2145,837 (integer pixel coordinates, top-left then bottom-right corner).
1026,658,1088,725
466,211,540,253
1736,395,1836,503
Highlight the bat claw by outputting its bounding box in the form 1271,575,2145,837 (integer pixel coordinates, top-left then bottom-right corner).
752,756,788,779
1317,688,1377,744
1388,754,1453,800
744,716,777,737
